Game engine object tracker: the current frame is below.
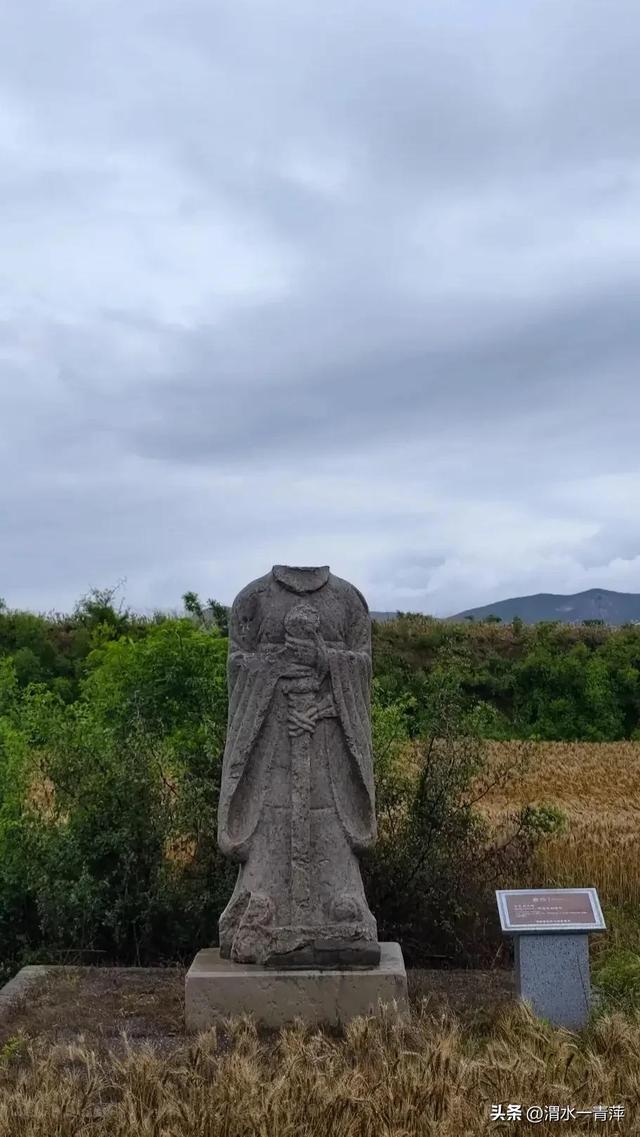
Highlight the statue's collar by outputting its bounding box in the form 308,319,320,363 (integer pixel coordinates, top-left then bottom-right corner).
272,565,330,594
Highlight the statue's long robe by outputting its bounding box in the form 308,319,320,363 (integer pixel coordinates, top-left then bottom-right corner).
217,565,378,954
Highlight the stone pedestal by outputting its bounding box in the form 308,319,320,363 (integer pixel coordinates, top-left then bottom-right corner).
515,933,591,1030
185,941,408,1031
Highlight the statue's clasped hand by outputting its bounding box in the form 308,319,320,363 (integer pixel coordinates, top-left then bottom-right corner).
287,694,336,737
287,705,318,737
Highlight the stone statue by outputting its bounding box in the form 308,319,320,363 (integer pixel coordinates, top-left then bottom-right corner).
217,564,380,968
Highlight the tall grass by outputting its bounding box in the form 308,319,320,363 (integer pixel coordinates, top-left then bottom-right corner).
0,1003,635,1136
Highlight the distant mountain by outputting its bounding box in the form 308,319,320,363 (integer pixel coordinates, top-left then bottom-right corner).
450,588,640,626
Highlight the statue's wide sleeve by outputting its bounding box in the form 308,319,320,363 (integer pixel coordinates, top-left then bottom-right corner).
326,587,377,850
217,592,279,860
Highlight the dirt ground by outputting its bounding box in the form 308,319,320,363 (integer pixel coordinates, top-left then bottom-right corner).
0,968,185,1055
408,967,515,1021
0,965,516,1054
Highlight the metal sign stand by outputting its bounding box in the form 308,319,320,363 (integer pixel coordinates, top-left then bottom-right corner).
496,888,606,1030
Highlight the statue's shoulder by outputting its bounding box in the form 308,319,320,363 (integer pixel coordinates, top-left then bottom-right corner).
231,571,273,614
328,573,370,615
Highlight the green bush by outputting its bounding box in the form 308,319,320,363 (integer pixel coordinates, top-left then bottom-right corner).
372,616,640,740
0,620,234,973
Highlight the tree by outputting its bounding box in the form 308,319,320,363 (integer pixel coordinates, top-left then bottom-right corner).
182,591,205,623
206,599,229,637
73,583,130,632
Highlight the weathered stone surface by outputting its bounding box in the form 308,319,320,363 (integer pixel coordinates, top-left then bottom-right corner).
515,933,591,1030
185,943,408,1030
217,565,380,968
0,965,52,1021
265,939,381,970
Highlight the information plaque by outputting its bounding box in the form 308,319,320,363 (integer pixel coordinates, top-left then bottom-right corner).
496,888,606,934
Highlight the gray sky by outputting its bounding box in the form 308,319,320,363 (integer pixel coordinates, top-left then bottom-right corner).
1,0,639,617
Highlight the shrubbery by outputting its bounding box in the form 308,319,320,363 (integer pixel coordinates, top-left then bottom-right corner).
372,615,640,740
3,593,640,737
0,616,234,978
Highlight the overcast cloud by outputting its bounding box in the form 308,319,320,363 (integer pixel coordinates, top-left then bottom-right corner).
1,0,639,616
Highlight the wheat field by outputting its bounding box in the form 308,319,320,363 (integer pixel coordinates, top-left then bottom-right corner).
0,1004,636,1137
479,741,640,910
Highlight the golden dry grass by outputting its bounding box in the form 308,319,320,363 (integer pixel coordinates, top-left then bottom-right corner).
479,742,640,909
0,1002,637,1137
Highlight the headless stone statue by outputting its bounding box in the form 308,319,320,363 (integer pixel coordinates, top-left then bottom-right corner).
217,565,381,968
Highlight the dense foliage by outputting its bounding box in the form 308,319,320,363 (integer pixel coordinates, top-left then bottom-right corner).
2,593,639,740
372,613,640,741
2,600,636,741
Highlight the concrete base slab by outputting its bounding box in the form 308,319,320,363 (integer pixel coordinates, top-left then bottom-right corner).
185,941,408,1030
515,933,591,1030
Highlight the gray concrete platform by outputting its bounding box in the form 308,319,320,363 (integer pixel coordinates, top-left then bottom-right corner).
185,941,408,1030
